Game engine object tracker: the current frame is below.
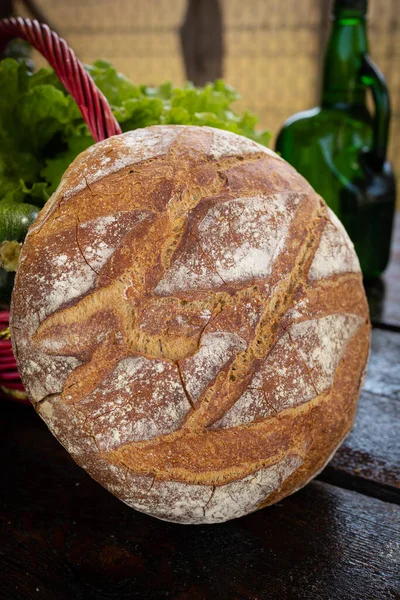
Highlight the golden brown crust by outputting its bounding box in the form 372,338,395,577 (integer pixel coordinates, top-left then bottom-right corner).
10,125,370,524
258,322,370,509
107,323,369,487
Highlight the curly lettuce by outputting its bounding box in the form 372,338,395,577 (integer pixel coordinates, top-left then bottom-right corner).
0,58,271,210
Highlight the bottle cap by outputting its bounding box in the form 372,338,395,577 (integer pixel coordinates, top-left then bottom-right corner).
334,0,367,11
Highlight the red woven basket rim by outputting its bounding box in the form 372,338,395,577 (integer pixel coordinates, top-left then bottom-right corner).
0,17,122,142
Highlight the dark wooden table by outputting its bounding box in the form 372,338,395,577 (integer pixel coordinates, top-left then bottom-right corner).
1,216,400,600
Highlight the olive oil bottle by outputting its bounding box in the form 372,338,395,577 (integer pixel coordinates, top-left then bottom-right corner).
276,0,396,279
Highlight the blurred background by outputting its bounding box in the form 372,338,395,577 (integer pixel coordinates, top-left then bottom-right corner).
0,2,399,394
6,0,399,173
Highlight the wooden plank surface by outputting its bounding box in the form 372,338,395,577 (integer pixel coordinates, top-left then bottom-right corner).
320,328,400,503
0,401,399,600
363,328,400,400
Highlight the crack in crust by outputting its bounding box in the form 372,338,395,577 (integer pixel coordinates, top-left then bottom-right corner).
182,201,327,430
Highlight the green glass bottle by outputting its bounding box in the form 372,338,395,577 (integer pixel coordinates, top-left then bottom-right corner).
276,0,396,279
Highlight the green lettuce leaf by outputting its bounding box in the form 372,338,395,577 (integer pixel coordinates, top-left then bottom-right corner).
41,136,94,194
0,57,271,233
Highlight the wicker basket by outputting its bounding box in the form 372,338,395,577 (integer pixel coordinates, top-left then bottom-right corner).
0,18,121,403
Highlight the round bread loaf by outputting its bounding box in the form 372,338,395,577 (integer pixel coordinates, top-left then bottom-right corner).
10,125,370,524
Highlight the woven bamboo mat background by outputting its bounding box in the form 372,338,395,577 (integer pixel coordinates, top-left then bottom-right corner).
14,0,400,182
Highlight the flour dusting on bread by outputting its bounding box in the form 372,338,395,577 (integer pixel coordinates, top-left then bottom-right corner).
209,128,282,161
179,331,247,403
309,211,360,280
155,192,302,293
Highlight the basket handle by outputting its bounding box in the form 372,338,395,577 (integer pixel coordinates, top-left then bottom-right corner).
0,17,122,143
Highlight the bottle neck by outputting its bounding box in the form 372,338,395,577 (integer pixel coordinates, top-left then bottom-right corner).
321,7,369,108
